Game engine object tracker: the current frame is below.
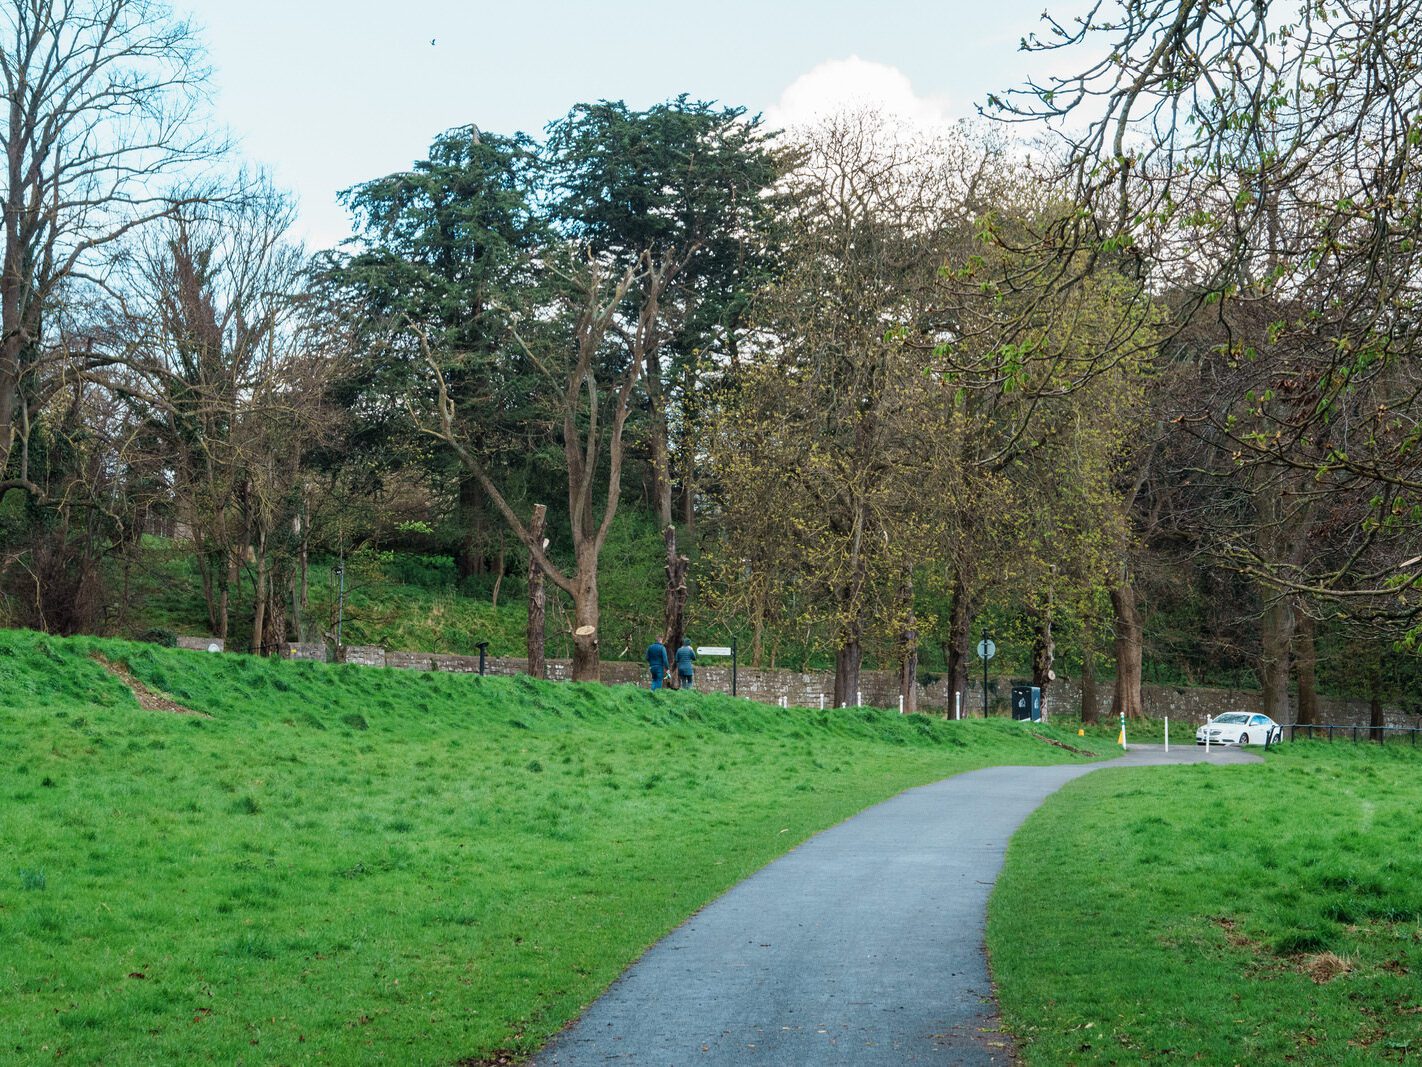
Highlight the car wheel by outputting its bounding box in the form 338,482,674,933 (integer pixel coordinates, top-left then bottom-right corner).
1239,733,1249,745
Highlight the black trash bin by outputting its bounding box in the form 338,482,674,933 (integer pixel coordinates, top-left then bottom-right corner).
1011,685,1041,722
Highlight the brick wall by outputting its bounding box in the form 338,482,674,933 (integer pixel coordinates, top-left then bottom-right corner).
171,635,1416,728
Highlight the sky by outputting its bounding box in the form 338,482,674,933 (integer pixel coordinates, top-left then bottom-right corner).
180,0,1073,250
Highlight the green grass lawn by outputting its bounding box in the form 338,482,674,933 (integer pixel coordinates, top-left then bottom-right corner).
989,742,1422,1065
1,629,1102,1065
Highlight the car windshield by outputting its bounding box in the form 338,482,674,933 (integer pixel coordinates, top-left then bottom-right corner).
1212,713,1250,725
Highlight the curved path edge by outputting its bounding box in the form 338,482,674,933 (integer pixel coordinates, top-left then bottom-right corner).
535,744,1260,1065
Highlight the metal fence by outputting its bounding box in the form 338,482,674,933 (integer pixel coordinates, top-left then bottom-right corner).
1285,723,1421,745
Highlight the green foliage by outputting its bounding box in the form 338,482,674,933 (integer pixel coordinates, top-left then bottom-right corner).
990,743,1422,1063
0,627,1098,1063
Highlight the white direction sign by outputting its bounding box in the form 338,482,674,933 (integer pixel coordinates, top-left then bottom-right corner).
976,639,997,661
698,646,734,657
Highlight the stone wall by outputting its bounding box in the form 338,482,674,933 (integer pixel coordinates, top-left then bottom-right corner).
176,635,224,653
169,635,1416,728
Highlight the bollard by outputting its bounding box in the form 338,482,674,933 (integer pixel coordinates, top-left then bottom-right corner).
819,694,825,710
955,691,961,720
898,694,904,715
856,690,862,707
1164,716,1169,753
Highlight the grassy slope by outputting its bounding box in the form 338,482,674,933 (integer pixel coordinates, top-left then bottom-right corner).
989,743,1422,1065
1,629,1102,1065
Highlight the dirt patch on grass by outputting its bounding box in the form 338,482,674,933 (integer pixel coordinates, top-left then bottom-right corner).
91,654,209,717
1299,951,1354,984
1215,918,1356,984
1029,732,1099,757
454,1051,524,1066
1213,916,1264,951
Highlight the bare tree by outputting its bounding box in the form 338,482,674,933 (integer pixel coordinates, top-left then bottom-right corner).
419,249,659,681
101,182,326,647
1,0,223,503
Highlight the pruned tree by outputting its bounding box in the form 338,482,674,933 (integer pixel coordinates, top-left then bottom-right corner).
417,248,658,680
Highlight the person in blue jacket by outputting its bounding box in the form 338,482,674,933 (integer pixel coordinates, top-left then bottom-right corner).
674,639,696,689
645,638,668,690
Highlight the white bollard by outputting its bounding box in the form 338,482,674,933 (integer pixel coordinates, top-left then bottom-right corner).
898,694,904,715
857,690,862,707
1205,714,1211,753
955,691,961,721
780,696,787,709
1165,716,1169,753
819,694,824,710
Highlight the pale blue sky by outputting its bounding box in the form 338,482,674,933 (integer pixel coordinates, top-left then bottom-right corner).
182,0,1068,249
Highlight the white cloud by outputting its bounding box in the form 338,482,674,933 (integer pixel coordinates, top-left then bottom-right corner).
765,56,956,134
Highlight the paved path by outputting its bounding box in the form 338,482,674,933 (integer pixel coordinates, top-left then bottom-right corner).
536,744,1260,1065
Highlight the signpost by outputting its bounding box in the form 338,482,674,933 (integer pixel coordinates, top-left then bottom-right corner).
698,639,738,697
977,636,996,718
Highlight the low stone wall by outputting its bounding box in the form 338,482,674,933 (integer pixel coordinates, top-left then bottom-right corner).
176,635,224,652
169,634,1416,728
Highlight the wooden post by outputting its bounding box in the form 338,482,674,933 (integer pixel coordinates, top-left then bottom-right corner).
526,504,547,679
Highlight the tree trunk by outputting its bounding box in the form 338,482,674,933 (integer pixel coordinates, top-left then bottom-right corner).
198,549,219,635
900,628,918,714
833,629,863,709
1081,612,1099,724
662,524,688,688
680,460,696,534
1259,595,1295,722
1369,657,1385,742
1294,607,1318,725
646,350,673,528
262,558,289,658
490,537,506,608
1110,580,1144,720
290,508,306,642
251,537,268,656
218,551,237,642
455,475,484,580
946,576,972,713
1030,606,1054,697
526,504,547,679
570,555,600,682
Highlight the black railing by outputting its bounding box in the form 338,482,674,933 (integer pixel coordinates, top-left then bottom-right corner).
1285,723,1420,745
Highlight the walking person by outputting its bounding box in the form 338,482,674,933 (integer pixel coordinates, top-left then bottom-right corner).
646,637,668,691
674,638,696,690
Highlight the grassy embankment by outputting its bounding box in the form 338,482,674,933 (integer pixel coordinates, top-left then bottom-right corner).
990,742,1422,1064
1,628,1103,1064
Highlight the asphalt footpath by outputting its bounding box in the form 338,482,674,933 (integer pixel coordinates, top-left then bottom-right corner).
534,743,1260,1065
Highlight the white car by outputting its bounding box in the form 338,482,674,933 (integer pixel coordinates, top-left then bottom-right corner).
1196,712,1283,746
